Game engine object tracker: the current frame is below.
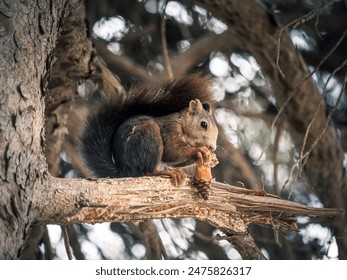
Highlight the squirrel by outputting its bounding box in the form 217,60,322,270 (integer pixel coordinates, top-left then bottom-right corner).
80,74,218,186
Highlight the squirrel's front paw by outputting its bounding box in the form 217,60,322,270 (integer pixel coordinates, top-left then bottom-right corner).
196,146,212,165
153,169,187,186
168,168,187,186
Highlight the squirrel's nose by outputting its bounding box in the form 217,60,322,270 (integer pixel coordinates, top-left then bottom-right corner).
209,144,216,151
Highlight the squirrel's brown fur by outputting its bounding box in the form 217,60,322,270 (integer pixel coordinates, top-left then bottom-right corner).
80,74,218,185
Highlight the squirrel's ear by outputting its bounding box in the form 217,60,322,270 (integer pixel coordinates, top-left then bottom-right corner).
202,102,211,113
188,99,203,115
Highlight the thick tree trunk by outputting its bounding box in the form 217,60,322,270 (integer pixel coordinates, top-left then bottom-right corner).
0,0,66,259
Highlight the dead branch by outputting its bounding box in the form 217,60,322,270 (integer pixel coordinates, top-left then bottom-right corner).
33,174,342,260
34,175,343,232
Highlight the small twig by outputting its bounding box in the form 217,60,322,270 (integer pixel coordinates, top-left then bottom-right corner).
299,32,347,159
285,162,300,200
276,0,336,78
301,68,346,162
61,225,73,260
273,119,285,195
314,9,323,40
271,216,282,247
276,9,316,78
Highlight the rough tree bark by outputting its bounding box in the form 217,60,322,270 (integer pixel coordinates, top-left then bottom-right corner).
45,0,93,177
0,0,66,259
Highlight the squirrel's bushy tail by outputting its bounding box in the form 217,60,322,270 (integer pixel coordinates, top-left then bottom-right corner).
80,74,214,178
80,99,125,178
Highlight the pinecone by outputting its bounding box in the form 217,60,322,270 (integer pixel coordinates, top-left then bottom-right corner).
192,150,218,200
192,178,211,200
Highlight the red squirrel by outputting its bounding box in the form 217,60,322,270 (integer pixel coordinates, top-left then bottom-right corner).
80,74,218,185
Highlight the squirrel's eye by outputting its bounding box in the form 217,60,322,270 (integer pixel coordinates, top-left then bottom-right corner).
201,121,208,129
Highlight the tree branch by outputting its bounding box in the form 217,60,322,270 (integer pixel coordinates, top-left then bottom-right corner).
35,175,343,230
93,39,152,81
170,31,240,78
33,175,343,259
